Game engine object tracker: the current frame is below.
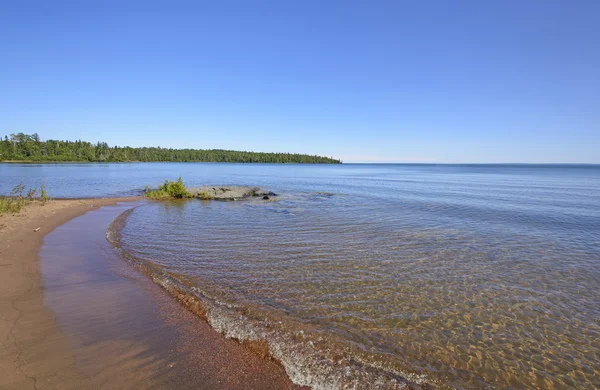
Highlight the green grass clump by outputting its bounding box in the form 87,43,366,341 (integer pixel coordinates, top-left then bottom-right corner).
40,183,49,202
145,177,191,199
0,184,50,215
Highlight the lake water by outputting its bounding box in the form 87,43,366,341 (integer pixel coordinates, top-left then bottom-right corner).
3,163,600,388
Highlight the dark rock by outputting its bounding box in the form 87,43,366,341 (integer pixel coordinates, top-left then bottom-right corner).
186,186,277,201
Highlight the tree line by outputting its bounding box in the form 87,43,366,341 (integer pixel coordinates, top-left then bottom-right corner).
0,133,341,164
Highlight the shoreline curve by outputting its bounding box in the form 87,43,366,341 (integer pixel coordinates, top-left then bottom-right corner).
108,202,440,390
0,197,143,389
0,197,301,389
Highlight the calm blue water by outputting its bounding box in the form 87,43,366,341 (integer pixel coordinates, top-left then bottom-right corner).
2,163,599,253
4,163,600,388
1,162,599,200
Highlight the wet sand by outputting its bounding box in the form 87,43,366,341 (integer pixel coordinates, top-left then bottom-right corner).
0,199,300,389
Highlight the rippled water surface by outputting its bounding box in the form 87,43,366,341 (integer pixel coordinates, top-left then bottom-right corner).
5,163,600,388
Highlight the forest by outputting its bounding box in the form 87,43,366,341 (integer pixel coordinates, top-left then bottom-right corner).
0,133,341,164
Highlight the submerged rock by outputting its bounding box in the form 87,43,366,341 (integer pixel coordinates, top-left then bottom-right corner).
187,186,276,201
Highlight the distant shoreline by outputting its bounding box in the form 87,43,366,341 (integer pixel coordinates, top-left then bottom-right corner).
0,160,342,164
1,133,341,164
3,160,599,166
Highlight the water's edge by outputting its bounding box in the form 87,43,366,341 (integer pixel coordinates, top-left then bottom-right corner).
105,207,452,390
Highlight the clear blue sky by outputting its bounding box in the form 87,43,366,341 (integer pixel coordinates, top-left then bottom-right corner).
1,1,598,163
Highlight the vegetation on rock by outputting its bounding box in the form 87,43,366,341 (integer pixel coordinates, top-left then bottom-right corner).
144,177,191,199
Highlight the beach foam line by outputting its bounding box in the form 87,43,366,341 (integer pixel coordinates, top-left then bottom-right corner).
107,208,444,390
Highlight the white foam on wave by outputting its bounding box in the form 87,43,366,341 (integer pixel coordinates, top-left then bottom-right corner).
107,210,438,390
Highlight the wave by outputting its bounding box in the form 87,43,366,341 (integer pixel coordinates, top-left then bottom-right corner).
106,207,453,390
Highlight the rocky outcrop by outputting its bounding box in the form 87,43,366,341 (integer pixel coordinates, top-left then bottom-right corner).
187,186,276,201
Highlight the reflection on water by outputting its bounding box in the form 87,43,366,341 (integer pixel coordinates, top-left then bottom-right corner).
112,165,600,389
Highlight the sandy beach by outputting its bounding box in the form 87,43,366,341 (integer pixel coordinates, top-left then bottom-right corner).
0,198,300,389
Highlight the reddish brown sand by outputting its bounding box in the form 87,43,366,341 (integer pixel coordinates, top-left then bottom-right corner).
0,198,301,389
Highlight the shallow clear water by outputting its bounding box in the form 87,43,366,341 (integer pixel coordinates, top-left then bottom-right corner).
5,163,600,388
